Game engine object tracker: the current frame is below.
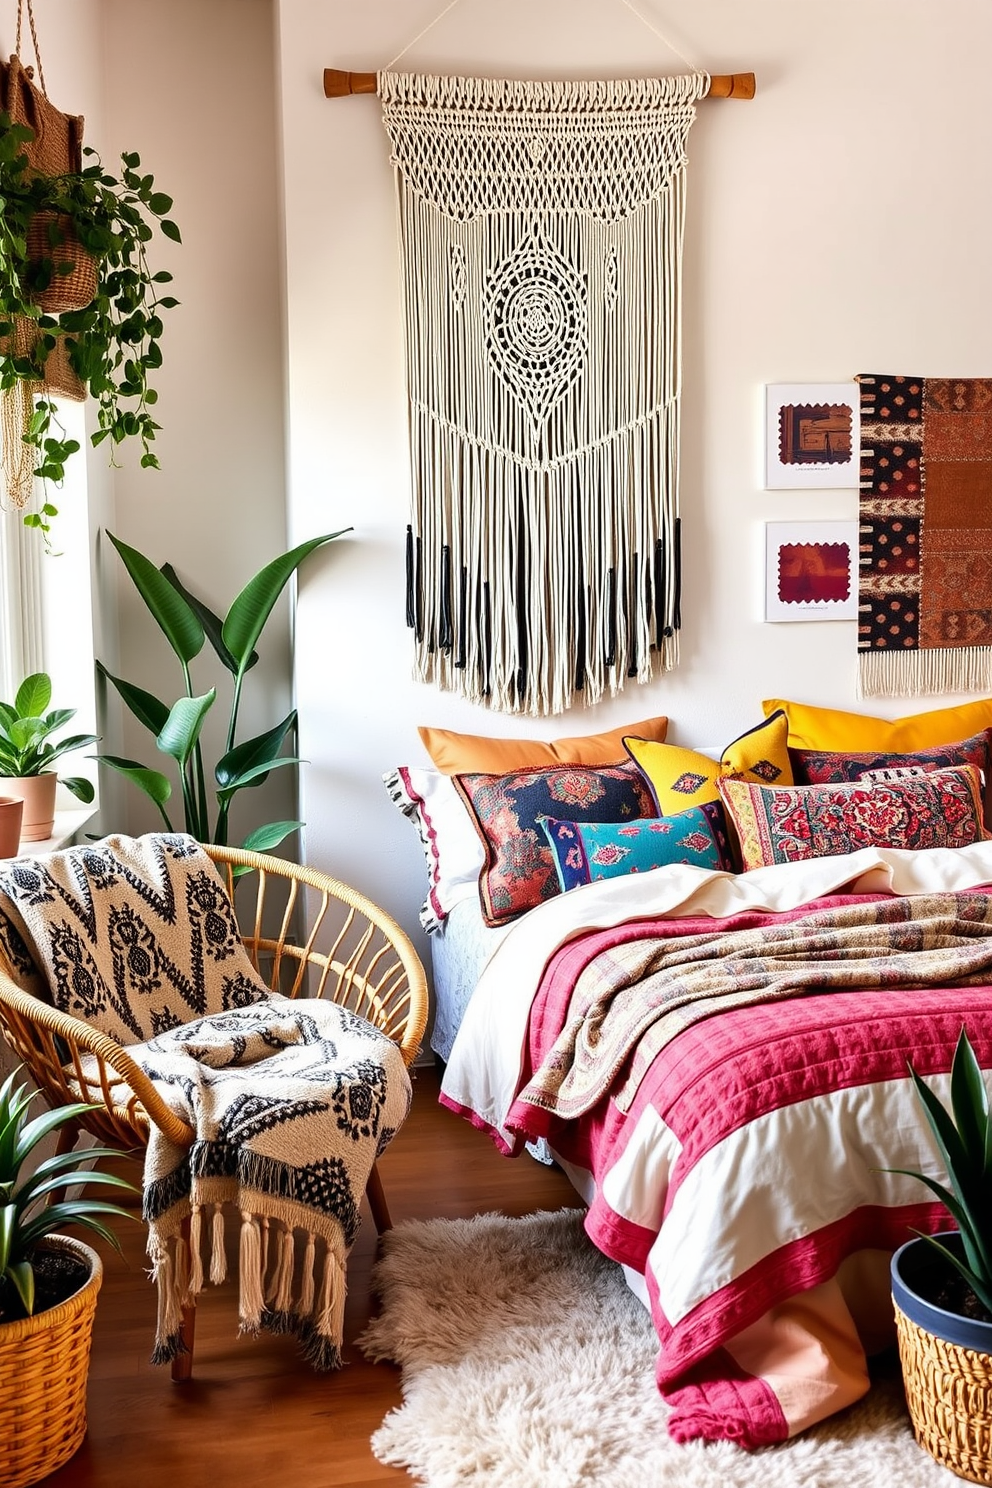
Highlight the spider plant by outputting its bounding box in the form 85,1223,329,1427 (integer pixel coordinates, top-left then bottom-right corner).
97,527,350,853
0,1068,137,1321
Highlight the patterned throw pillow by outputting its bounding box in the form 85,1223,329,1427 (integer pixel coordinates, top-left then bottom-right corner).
540,802,731,894
718,764,988,872
623,711,794,815
791,730,992,788
454,761,656,926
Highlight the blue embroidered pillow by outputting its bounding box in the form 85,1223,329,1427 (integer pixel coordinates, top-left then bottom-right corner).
453,761,656,926
540,802,730,893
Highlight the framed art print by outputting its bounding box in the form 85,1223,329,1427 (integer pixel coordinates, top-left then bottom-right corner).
765,383,859,488
765,520,859,621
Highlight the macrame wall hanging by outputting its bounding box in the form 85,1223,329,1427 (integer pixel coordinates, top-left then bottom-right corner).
325,5,753,716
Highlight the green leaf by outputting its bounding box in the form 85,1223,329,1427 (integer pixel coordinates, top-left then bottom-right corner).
950,1028,991,1173
239,821,301,855
97,755,173,808
107,532,204,665
13,1103,100,1166
214,754,297,801
13,673,51,719
222,531,351,678
156,691,215,768
61,776,95,804
148,192,173,215
5,1258,34,1315
160,219,182,243
215,711,297,789
96,662,171,737
160,564,256,675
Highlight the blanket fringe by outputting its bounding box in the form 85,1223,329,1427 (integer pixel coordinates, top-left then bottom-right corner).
210,1203,227,1285
239,1211,265,1333
299,1231,316,1316
188,1205,204,1296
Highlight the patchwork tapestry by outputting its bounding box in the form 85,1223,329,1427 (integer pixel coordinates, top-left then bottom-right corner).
0,834,411,1369
858,374,992,697
378,70,710,715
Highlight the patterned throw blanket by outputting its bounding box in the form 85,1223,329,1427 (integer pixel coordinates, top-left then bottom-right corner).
0,834,412,1369
513,892,992,1123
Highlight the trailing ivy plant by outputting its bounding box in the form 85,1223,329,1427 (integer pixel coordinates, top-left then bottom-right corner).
0,112,180,535
97,529,350,854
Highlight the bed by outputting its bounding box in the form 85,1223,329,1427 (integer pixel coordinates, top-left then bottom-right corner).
389,703,992,1448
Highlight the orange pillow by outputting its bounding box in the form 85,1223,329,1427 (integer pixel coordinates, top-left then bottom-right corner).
419,715,668,776
763,697,992,753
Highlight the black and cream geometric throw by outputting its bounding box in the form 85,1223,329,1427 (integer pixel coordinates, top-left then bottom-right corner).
0,834,412,1370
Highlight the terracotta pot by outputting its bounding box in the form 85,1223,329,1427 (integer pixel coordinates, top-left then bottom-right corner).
0,775,58,843
0,797,23,858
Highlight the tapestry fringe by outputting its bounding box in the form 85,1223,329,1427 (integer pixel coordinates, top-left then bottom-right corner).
858,646,992,700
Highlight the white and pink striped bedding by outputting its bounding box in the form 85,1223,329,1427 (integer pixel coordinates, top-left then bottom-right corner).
440,842,992,1447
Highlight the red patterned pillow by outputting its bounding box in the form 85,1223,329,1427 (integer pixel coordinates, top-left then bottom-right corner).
454,761,656,925
718,765,988,871
791,729,992,788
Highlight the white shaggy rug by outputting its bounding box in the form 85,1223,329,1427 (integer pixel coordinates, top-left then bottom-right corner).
358,1208,951,1488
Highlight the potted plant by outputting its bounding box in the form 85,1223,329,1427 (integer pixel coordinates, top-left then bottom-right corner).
0,1066,137,1487
0,109,179,537
97,528,349,854
0,672,96,842
889,1026,992,1482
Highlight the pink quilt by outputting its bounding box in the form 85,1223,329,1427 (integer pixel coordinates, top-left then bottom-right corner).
440,858,992,1447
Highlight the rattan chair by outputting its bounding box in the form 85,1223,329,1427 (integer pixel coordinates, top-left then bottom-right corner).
0,843,429,1381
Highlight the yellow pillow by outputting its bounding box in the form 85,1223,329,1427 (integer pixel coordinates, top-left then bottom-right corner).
418,715,669,776
624,712,793,814
763,697,992,753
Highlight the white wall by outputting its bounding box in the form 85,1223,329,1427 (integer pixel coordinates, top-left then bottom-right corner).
97,0,294,848
275,0,992,946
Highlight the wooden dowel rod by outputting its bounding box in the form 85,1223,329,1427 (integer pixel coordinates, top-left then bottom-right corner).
323,67,755,100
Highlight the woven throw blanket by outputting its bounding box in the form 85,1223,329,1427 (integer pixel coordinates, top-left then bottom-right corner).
0,834,412,1369
513,892,992,1123
858,374,992,697
379,70,709,715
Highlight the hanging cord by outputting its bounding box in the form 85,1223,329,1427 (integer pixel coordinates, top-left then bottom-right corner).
385,0,701,74
385,0,467,71
15,0,46,93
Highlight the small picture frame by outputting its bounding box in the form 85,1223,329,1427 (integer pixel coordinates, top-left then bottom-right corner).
765,383,859,489
765,520,859,622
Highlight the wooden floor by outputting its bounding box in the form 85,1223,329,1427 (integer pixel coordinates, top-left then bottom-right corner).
50,1066,578,1488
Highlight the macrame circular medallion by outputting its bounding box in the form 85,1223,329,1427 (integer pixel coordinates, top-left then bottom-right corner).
484,232,588,440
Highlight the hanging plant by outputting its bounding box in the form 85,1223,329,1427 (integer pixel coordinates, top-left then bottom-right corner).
0,46,179,537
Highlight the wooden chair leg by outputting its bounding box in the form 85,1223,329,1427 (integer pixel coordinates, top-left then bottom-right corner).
365,1160,392,1233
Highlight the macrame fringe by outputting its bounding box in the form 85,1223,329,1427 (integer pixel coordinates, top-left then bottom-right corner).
0,381,35,509
858,646,992,700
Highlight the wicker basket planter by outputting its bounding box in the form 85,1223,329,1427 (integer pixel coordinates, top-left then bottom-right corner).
892,1233,992,1484
0,1235,103,1488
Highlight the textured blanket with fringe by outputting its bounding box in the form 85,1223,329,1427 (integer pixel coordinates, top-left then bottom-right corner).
0,833,412,1369
858,373,992,698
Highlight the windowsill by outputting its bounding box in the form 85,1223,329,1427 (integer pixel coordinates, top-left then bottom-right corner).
16,805,100,855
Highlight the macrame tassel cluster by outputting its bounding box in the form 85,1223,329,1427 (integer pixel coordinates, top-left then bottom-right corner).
380,69,708,714
150,1204,349,1371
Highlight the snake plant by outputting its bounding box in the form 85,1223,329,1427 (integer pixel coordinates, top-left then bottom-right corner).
0,1068,136,1320
890,1027,992,1314
97,528,350,853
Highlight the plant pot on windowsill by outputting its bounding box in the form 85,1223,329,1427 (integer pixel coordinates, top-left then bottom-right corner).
892,1232,992,1484
0,672,96,844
